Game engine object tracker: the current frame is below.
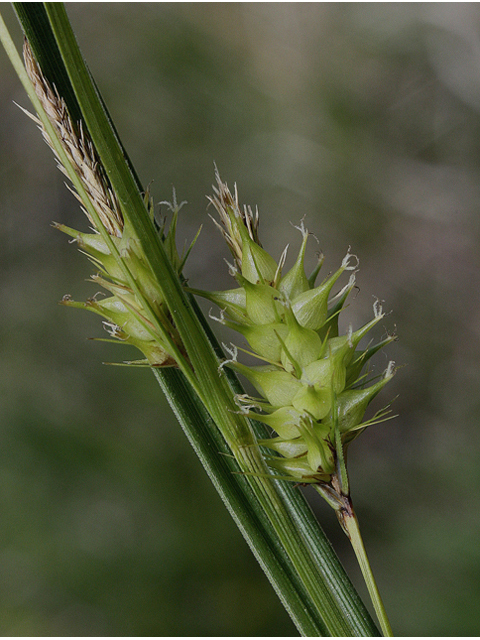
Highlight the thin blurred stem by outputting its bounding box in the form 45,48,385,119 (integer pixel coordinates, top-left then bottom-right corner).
341,498,393,637
313,480,393,636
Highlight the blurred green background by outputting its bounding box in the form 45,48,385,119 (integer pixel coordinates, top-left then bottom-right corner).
1,2,480,635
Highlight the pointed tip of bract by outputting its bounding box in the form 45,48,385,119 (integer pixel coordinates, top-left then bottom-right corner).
278,222,311,299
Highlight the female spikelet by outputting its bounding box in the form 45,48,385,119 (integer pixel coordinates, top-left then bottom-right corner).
192,171,396,496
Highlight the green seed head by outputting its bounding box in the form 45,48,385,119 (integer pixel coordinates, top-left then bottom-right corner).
204,175,396,487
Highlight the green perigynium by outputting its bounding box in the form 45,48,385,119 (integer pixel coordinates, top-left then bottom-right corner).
193,171,396,493
22,39,193,369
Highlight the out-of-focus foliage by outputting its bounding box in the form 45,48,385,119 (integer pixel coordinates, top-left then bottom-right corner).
1,3,480,635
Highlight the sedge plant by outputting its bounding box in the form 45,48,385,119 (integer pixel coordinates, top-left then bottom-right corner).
0,3,397,636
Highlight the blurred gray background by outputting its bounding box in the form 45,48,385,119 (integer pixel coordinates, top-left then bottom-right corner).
1,2,480,635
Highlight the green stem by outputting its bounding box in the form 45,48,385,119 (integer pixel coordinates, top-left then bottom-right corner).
342,502,393,637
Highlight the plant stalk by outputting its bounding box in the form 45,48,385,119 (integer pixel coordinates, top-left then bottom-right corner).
335,492,393,637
